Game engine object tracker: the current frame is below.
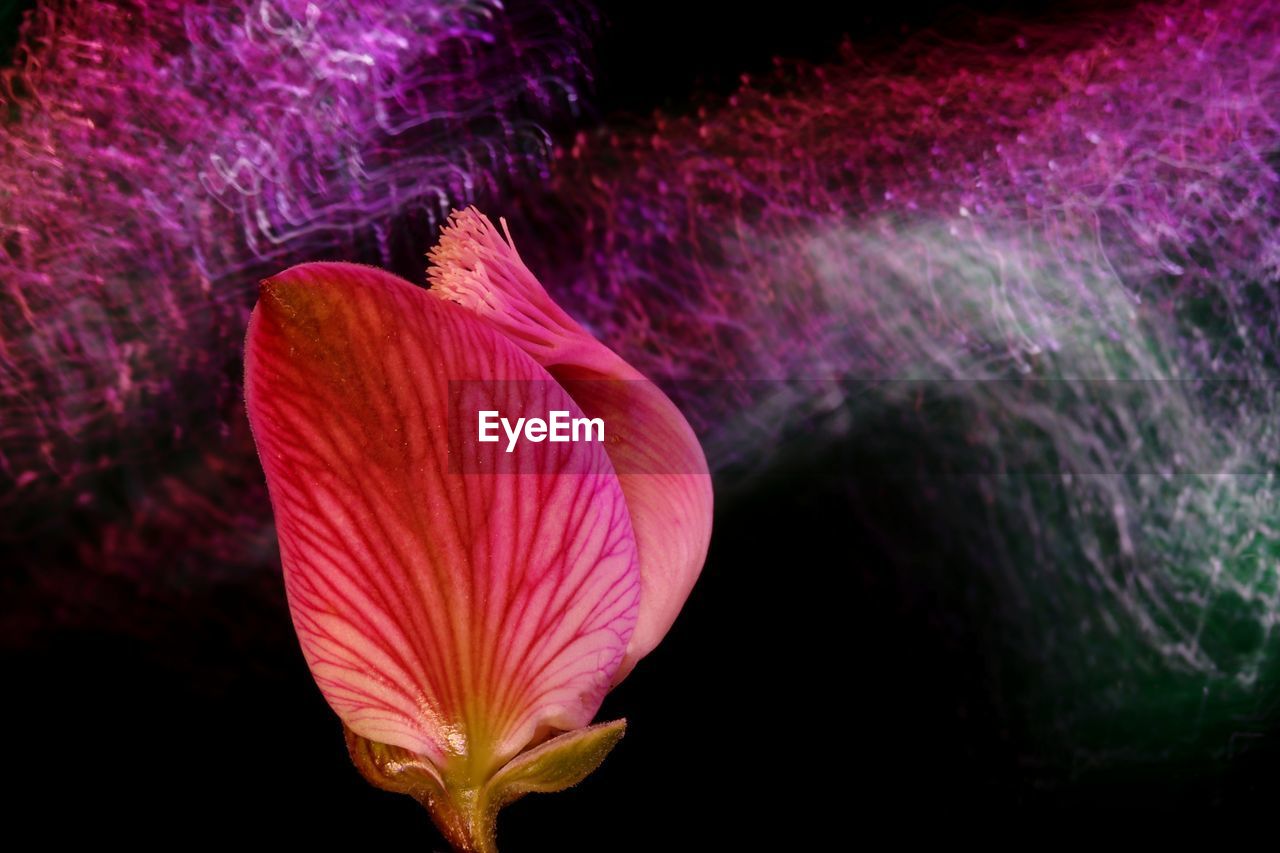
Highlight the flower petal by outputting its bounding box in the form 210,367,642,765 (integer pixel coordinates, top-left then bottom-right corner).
245,262,640,776
428,210,713,678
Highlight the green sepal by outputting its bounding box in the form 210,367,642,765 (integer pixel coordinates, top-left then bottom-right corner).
484,718,627,810
345,719,627,853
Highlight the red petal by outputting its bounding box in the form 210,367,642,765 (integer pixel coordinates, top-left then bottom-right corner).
245,262,640,777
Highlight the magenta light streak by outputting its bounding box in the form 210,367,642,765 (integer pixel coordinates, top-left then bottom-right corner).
506,0,1280,765
523,0,1279,450
0,0,591,530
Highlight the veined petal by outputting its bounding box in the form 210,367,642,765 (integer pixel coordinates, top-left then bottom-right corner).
244,262,640,780
427,209,713,679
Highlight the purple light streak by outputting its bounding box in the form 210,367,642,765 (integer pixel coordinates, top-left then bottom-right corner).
1,0,591,530
508,0,1280,765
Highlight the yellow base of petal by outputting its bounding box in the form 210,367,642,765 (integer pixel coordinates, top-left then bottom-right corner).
346,719,627,852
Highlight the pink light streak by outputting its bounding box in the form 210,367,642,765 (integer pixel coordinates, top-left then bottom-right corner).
0,0,592,530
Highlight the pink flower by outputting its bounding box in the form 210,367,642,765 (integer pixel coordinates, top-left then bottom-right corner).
244,209,712,851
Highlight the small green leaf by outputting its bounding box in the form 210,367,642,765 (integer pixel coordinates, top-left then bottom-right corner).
483,718,627,809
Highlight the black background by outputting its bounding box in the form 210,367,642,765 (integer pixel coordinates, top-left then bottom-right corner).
5,1,1276,849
